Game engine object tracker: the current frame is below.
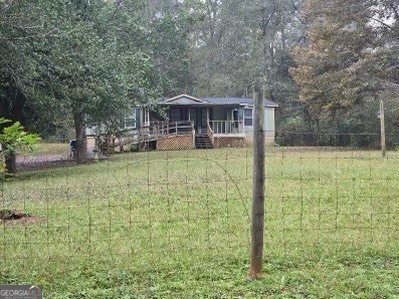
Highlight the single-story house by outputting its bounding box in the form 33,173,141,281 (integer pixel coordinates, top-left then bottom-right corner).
120,94,278,150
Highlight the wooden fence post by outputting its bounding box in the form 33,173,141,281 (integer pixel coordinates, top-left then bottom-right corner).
380,100,386,157
249,82,265,280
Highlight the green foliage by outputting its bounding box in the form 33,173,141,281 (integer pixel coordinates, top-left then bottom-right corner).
0,0,57,129
0,0,160,143
0,118,41,159
42,1,158,120
146,1,196,96
1,0,397,142
190,0,301,98
0,150,4,178
0,118,6,176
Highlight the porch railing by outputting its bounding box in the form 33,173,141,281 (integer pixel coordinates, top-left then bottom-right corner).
150,121,194,136
209,120,244,135
96,121,194,153
206,122,215,146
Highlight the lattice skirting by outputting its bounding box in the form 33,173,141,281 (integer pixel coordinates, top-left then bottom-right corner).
157,135,194,150
213,137,246,148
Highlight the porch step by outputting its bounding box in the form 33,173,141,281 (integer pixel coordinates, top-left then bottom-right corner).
195,134,213,149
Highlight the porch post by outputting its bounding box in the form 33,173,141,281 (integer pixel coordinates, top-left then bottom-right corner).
206,108,210,132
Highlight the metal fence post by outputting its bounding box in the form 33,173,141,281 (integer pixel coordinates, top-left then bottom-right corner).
249,82,265,279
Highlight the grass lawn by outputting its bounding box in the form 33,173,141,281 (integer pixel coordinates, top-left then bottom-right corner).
1,147,399,298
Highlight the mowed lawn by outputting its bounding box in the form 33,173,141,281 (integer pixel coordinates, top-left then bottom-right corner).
1,147,399,298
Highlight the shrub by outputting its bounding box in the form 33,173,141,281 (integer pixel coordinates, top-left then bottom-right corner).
0,118,41,174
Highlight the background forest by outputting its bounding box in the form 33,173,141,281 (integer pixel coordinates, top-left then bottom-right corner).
1,0,398,146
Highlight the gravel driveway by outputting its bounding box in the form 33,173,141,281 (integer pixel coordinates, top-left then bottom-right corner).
16,153,76,171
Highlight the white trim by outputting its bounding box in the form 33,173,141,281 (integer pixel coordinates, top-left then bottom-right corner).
144,108,150,126
164,94,206,104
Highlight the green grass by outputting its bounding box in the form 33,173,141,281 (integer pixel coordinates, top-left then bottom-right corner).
1,148,399,298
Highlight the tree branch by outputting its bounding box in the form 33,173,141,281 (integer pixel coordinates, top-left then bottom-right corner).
0,28,59,40
388,3,399,20
367,16,394,30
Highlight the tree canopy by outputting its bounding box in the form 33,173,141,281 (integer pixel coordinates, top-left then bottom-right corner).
290,0,399,134
1,0,398,150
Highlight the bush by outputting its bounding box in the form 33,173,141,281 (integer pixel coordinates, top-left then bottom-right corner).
0,118,41,174
130,144,139,152
0,153,4,179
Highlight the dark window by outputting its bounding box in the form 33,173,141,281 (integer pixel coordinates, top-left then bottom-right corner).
244,108,253,126
170,108,181,121
244,109,252,118
244,119,253,126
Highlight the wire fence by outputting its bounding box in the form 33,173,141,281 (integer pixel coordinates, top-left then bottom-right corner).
1,131,399,287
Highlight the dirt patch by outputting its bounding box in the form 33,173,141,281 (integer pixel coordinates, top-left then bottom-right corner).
0,209,45,225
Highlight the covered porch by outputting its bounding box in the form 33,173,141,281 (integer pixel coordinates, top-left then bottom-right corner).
165,106,246,137
156,105,247,149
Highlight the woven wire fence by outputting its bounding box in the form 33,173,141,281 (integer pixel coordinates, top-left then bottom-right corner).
1,132,399,275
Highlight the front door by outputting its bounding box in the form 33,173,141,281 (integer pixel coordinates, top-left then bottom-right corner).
190,108,208,134
190,108,197,132
200,108,207,133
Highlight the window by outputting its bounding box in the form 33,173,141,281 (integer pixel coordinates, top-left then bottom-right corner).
244,108,253,126
124,109,137,129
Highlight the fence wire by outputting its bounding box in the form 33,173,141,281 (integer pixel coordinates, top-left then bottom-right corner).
1,132,399,285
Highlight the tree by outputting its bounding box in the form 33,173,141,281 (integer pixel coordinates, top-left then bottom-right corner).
290,0,399,135
0,0,75,148
189,0,303,98
144,0,199,96
1,0,159,163
43,1,157,163
0,118,40,174
0,0,62,135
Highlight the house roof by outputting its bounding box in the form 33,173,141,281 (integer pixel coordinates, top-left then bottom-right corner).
204,97,278,108
160,94,278,108
164,94,206,104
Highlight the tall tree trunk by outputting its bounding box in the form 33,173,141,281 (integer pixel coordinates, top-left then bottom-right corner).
5,153,17,174
73,112,87,164
315,116,320,146
303,107,314,145
281,27,287,51
335,117,345,146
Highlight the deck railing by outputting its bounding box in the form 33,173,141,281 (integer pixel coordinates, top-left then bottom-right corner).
209,120,244,135
150,121,194,136
96,121,194,153
99,127,151,151
206,122,215,146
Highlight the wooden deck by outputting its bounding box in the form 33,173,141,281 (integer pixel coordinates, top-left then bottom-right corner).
90,120,247,153
93,121,194,153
